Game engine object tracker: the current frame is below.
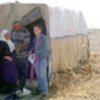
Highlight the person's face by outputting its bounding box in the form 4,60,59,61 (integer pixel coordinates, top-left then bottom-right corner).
33,26,42,37
4,33,10,40
13,23,22,32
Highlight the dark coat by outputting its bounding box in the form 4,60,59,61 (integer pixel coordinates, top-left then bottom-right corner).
0,41,10,61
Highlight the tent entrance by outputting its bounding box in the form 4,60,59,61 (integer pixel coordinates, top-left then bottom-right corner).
24,18,47,45
20,7,47,44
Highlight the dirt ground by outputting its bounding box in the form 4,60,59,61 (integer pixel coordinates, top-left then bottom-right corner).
48,52,100,100
49,33,100,100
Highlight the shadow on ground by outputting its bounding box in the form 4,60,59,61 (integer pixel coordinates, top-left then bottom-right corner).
0,88,41,100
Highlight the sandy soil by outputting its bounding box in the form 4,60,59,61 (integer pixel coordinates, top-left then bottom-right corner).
49,52,100,100
49,32,100,100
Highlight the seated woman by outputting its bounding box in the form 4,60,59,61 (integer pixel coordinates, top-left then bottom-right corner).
0,30,17,94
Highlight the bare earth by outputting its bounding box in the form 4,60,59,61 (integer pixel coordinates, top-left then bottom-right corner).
49,52,100,100
49,32,100,100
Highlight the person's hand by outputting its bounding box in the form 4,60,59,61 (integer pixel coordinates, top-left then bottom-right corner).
4,56,13,62
31,53,36,59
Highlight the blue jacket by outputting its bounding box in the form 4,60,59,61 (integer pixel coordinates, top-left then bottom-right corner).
32,34,50,59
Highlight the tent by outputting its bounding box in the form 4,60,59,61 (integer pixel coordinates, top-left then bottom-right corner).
0,2,89,73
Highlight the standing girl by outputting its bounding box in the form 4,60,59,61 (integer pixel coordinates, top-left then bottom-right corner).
30,24,49,98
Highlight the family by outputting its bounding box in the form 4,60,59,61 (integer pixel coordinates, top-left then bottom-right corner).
0,21,50,99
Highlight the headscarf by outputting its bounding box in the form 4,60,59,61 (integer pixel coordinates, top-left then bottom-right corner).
0,30,15,52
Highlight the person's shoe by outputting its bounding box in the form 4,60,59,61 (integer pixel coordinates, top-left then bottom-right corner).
41,95,48,100
22,88,32,96
16,88,31,96
33,88,41,95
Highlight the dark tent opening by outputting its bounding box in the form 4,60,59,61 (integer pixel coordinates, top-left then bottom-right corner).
20,7,47,45
24,18,47,45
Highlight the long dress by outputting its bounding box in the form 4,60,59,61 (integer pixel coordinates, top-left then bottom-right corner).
0,41,17,93
27,63,35,81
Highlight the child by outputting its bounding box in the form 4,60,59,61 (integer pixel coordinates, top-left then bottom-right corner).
30,24,49,98
0,30,17,93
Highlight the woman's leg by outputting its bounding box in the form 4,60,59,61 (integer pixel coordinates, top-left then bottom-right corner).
34,59,48,95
